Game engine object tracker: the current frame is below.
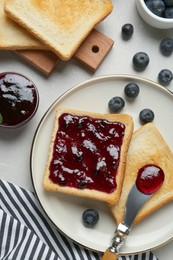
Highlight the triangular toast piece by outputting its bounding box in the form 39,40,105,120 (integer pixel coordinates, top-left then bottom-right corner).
111,123,173,224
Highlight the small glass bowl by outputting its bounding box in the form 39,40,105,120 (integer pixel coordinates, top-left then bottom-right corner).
0,72,39,129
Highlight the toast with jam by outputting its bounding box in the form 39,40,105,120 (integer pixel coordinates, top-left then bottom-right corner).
0,0,46,49
4,0,113,60
111,123,173,224
43,108,134,205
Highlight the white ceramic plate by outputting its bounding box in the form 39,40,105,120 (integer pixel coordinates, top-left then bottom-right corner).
30,74,173,255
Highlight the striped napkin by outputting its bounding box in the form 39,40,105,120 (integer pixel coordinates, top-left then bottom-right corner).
0,179,158,260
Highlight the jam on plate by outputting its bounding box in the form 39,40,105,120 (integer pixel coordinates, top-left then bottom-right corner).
136,164,164,195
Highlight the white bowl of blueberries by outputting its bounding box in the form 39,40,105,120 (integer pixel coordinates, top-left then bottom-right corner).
136,0,173,29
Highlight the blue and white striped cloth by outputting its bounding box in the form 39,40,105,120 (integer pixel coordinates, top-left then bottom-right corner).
0,180,158,260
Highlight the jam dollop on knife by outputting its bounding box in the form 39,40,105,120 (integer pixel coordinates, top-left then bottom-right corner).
0,72,39,127
136,164,164,195
49,113,126,193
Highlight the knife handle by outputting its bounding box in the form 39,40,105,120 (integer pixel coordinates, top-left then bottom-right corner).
101,250,118,260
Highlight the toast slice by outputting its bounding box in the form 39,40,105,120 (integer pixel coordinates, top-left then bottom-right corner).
0,0,46,50
43,108,134,205
111,123,173,224
4,0,113,60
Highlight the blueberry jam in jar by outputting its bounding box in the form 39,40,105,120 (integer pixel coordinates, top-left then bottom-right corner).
0,72,39,128
49,113,126,193
136,164,164,195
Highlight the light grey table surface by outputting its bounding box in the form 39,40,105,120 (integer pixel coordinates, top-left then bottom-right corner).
0,0,173,259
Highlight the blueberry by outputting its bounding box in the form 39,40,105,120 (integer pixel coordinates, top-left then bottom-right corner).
124,83,140,98
145,0,165,17
163,7,173,17
82,209,99,227
132,52,150,70
160,38,173,54
108,96,125,113
139,108,155,124
122,23,134,38
158,69,173,85
163,0,173,7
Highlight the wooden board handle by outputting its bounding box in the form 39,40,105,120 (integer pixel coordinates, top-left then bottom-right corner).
14,29,114,75
101,250,118,260
74,29,114,72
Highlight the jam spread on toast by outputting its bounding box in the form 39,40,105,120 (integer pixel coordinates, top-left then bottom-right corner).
49,113,126,193
136,164,164,195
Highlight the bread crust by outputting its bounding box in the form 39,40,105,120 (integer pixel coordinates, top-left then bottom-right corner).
110,123,173,224
4,0,113,60
43,108,134,205
0,0,46,49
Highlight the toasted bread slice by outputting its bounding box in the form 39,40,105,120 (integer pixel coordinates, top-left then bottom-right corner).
111,123,173,224
4,0,113,60
43,108,134,205
0,0,46,50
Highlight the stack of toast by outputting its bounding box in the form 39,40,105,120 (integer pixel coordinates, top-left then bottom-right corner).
0,0,46,50
43,109,173,225
1,0,113,60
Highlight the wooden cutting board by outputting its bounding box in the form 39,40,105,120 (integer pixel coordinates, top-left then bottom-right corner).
14,29,114,76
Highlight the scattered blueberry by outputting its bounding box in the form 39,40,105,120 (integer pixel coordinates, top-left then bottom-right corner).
163,6,173,17
158,69,173,85
108,96,125,113
82,209,99,227
124,83,140,98
122,23,134,38
139,108,155,124
145,0,165,17
160,38,173,55
163,0,173,7
132,52,150,70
